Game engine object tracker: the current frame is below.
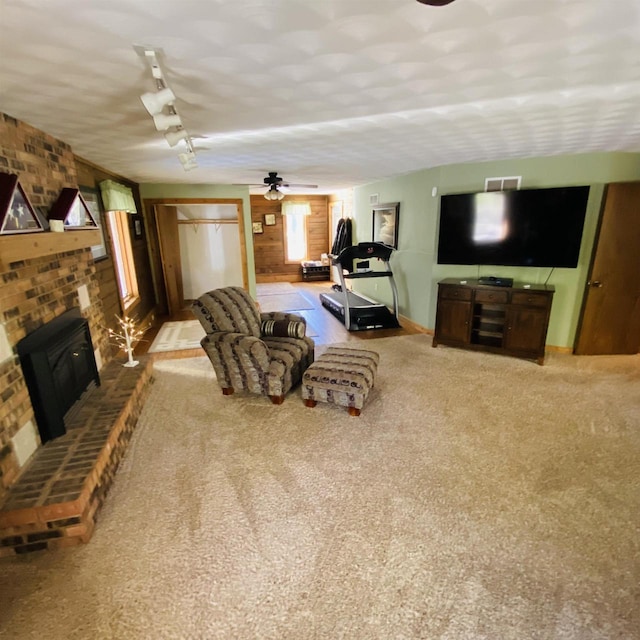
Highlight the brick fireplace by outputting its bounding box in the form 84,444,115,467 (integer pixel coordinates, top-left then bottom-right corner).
0,113,160,555
0,113,111,503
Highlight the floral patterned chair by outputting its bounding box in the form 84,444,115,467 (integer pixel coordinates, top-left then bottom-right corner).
192,286,315,404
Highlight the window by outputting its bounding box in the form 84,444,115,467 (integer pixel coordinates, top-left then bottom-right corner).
282,202,311,263
107,211,139,310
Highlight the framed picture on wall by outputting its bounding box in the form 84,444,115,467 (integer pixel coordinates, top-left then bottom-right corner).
264,214,276,226
79,186,109,260
252,221,264,234
0,173,45,235
372,202,400,249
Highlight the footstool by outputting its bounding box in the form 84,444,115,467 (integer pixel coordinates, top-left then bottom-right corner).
302,346,379,416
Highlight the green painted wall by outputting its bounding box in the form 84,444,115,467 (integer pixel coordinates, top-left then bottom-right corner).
352,152,640,348
138,183,256,294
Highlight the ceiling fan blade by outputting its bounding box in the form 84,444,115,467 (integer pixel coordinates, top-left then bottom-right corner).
280,183,318,189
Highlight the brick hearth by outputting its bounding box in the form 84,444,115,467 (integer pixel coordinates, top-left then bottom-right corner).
0,356,153,556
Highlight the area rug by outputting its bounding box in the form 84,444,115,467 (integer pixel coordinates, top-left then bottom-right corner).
256,282,294,295
257,291,314,313
147,320,205,353
1,336,638,639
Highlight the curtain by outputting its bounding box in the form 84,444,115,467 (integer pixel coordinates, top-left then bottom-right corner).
99,180,137,213
281,202,311,217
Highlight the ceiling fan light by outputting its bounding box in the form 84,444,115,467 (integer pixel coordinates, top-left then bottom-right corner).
140,87,176,116
264,184,285,201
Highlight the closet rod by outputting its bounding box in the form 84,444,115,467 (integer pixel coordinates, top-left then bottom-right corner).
177,219,237,225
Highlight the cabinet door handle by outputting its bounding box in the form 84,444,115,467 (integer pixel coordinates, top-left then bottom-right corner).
587,280,603,288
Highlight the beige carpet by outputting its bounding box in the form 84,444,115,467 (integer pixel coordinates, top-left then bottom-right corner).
147,320,205,353
257,291,314,313
1,336,639,639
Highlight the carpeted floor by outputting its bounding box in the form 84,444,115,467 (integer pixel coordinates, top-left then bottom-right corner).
1,335,639,639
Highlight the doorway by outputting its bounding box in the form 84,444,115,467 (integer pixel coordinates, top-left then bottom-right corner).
149,199,248,316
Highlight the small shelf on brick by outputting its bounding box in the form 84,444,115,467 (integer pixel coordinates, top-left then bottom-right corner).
0,229,102,270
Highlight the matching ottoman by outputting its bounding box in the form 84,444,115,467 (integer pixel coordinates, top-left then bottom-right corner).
302,346,379,416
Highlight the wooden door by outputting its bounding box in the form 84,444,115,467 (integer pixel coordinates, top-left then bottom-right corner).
575,182,640,355
154,204,184,316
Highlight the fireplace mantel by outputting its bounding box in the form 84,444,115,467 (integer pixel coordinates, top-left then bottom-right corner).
0,229,102,270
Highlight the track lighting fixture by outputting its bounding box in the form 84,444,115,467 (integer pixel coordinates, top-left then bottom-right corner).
140,87,176,116
152,113,182,132
136,46,197,171
164,128,189,147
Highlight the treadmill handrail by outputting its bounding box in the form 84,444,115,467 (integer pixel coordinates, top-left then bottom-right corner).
343,271,394,279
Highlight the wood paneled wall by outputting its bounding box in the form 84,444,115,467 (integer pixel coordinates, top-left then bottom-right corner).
251,195,329,283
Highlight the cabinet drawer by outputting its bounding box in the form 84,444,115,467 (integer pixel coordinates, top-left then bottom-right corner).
511,292,550,307
474,289,508,304
439,285,471,301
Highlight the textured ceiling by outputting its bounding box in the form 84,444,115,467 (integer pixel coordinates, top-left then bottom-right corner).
1,0,639,193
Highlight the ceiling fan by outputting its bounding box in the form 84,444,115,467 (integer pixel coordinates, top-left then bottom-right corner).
237,172,318,200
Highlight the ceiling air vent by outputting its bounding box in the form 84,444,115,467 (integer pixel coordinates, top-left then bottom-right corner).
485,176,522,192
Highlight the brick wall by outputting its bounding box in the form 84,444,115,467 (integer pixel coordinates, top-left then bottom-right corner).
0,113,111,503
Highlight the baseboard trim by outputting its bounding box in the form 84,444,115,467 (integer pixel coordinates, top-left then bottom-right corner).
399,314,432,335
546,345,573,355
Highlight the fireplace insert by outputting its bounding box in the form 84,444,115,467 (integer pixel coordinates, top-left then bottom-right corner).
17,308,100,443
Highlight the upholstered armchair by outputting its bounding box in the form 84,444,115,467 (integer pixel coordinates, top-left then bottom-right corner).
192,287,315,404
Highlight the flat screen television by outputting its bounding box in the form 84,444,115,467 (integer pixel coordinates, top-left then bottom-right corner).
437,186,590,268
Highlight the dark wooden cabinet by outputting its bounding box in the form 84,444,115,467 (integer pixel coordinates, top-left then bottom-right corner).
433,279,554,364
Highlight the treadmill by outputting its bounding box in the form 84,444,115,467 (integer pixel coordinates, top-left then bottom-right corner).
319,242,400,331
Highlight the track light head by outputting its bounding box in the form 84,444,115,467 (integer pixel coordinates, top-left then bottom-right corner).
153,113,182,131
164,128,189,147
140,87,176,116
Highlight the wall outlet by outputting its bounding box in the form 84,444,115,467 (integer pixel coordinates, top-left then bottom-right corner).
12,420,39,468
78,284,90,310
0,324,12,364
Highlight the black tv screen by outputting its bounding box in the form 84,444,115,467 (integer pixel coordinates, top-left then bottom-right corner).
437,186,589,268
